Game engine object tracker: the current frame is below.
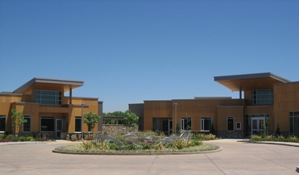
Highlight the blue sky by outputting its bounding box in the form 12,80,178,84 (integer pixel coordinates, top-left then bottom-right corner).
1,0,298,112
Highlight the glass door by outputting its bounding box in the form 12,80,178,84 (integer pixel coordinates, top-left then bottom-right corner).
251,118,265,135
161,118,172,135
181,119,185,130
168,119,172,135
56,119,63,139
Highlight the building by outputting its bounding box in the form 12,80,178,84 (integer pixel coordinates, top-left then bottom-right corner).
130,72,299,138
128,103,144,130
0,78,102,139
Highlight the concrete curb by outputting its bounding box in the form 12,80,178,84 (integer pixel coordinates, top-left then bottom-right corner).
247,141,299,147
52,145,222,156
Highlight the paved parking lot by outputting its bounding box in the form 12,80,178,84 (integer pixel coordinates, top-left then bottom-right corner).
0,139,299,175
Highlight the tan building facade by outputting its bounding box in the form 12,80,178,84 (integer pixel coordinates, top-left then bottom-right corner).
130,72,299,138
0,78,101,139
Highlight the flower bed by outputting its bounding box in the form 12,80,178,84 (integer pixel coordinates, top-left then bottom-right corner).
53,143,220,155
53,131,220,155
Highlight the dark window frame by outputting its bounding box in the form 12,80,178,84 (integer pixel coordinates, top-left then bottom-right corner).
23,115,31,132
236,122,241,130
75,117,82,132
227,117,234,131
34,90,62,105
181,117,192,131
251,89,273,105
40,117,55,131
290,112,299,135
201,117,211,132
0,115,6,133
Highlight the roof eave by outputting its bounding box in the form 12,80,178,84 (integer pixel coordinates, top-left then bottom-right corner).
13,77,84,93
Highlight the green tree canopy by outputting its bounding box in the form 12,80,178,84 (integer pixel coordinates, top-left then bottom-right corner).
10,109,27,135
83,112,100,132
123,110,139,127
103,110,139,127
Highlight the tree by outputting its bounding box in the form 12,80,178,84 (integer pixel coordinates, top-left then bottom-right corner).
10,109,27,135
83,112,100,132
123,110,139,127
275,124,281,136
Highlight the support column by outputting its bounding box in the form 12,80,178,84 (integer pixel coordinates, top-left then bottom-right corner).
69,87,72,105
239,87,242,99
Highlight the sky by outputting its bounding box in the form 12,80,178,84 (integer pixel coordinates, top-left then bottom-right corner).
0,0,299,112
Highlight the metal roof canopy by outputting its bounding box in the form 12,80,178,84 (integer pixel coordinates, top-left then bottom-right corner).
14,78,84,93
214,72,290,91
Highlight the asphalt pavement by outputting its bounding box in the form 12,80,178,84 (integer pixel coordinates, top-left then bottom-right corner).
0,139,298,175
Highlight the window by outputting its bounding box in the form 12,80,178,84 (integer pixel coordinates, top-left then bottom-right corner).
227,117,234,131
152,118,172,135
251,90,273,105
34,90,62,105
23,115,31,132
290,112,299,135
201,117,211,132
0,115,5,133
75,117,82,132
41,117,55,131
236,122,241,130
181,117,191,130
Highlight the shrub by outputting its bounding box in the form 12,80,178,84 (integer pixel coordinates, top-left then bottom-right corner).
172,139,191,150
121,143,136,150
81,141,93,150
6,134,16,141
70,135,78,141
25,136,34,141
251,135,262,141
193,134,216,141
108,142,119,150
140,143,151,150
287,136,298,142
152,142,165,150
265,135,273,140
18,136,26,141
0,134,5,140
95,140,110,150
250,135,299,143
276,135,285,141
164,142,175,149
191,140,202,146
205,134,217,140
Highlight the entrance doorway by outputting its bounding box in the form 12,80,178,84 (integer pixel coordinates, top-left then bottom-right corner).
251,117,266,135
56,119,63,139
153,118,172,135
245,114,269,136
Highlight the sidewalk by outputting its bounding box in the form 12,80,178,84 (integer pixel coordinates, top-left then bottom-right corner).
204,138,299,147
249,140,299,147
0,140,73,145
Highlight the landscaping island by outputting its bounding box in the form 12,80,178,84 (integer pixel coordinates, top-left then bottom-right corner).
53,131,221,155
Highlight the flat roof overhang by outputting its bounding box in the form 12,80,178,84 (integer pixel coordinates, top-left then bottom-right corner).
214,72,290,91
14,78,84,93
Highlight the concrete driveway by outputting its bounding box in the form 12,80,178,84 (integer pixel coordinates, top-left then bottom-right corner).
0,139,298,175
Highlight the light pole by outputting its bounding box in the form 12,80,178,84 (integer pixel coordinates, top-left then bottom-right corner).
173,103,177,135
